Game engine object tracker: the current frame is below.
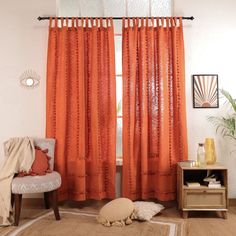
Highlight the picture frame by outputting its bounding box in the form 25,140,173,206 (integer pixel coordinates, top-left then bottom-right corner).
192,74,219,108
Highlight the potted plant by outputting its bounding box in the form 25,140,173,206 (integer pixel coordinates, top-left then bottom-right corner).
208,89,236,143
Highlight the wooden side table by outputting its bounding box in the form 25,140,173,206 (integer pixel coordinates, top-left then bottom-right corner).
177,162,228,219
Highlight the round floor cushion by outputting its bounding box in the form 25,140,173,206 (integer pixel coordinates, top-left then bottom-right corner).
97,198,135,227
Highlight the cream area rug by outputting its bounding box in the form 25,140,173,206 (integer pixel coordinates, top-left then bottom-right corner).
7,210,186,236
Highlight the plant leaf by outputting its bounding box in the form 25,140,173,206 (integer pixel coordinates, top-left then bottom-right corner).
221,89,236,112
117,100,122,116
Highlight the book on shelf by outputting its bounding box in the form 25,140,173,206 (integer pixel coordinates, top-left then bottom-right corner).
186,182,201,187
208,183,222,188
208,180,221,184
204,181,221,187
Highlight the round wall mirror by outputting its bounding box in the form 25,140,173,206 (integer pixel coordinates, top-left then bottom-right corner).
26,77,35,87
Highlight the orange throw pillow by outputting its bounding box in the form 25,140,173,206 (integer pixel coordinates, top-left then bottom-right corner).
30,147,52,176
18,147,52,177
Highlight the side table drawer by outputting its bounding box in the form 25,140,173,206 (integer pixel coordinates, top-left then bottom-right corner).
184,189,226,209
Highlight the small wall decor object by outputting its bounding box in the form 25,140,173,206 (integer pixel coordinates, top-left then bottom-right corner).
19,69,40,88
192,74,219,108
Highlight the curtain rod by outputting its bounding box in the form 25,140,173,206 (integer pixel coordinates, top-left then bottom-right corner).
37,16,194,21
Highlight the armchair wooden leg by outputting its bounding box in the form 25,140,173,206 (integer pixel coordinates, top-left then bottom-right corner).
14,194,22,226
11,193,15,209
50,190,60,221
44,192,50,209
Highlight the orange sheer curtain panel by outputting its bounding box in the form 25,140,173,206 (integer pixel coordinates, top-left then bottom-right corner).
122,17,188,201
46,17,116,201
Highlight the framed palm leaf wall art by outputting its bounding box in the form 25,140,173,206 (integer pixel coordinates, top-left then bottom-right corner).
192,74,219,108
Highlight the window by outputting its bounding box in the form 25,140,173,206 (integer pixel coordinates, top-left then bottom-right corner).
115,34,122,158
57,0,172,18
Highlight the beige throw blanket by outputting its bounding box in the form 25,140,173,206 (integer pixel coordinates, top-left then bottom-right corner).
0,137,35,226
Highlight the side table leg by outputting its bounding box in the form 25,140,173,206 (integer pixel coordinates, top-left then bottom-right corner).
221,211,227,219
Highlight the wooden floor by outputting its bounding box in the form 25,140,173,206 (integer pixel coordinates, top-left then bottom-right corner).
1,200,236,236
163,206,236,236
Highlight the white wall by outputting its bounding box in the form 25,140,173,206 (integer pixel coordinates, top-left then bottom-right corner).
174,0,236,197
0,0,56,168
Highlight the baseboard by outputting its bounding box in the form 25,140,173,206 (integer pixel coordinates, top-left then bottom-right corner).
229,198,236,206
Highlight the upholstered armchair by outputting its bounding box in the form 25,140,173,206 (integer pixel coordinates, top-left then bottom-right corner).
11,138,61,226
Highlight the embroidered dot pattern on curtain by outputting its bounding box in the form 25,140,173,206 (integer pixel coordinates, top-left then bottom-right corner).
46,17,116,201
122,17,188,201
